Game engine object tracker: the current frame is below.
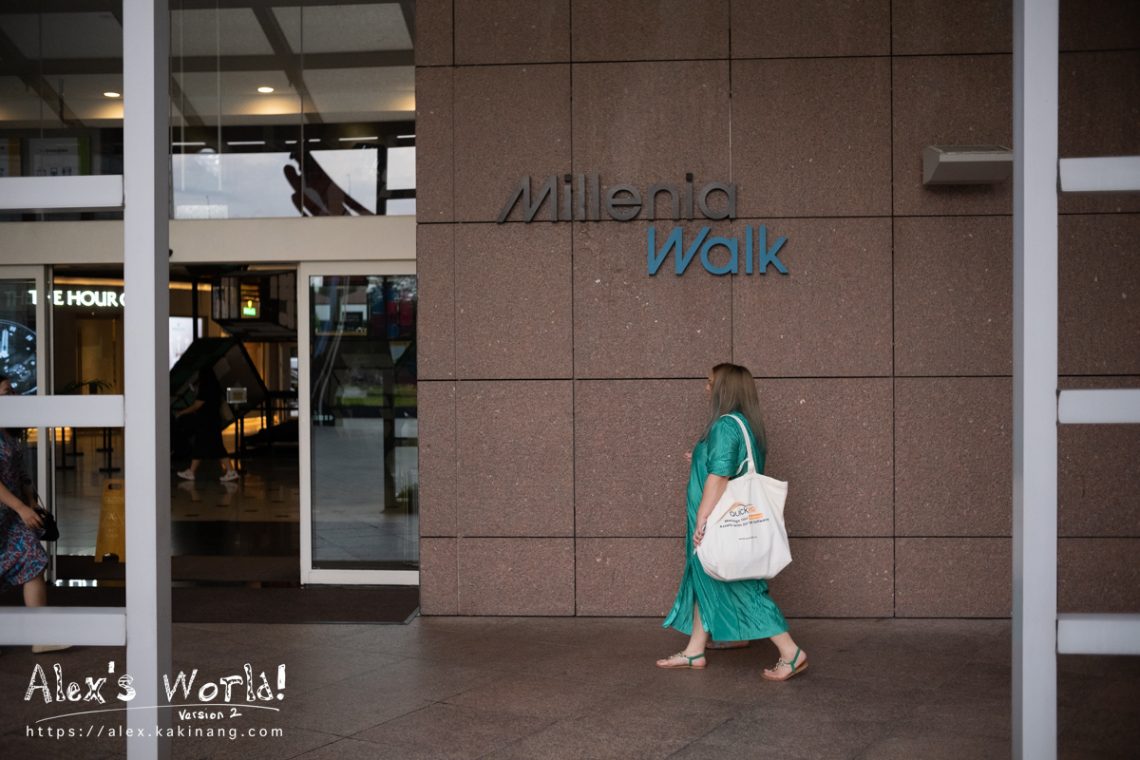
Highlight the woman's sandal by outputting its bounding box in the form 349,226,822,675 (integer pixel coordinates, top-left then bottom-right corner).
656,651,707,669
761,647,807,681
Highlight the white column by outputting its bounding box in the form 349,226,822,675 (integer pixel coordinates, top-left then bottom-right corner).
123,0,171,758
1012,1,1059,759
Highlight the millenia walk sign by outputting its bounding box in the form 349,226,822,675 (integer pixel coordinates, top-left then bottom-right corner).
496,173,788,277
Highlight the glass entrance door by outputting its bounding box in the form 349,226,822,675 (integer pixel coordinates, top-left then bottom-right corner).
298,263,418,584
0,266,51,553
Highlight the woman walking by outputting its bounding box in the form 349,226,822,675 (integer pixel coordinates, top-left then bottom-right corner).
0,374,68,653
175,367,238,482
657,363,807,680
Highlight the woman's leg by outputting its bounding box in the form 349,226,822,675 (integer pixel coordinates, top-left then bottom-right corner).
657,601,711,667
25,573,71,653
23,573,47,607
687,602,710,654
219,458,239,480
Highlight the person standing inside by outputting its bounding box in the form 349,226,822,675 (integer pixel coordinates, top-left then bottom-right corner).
175,367,238,482
657,363,807,680
0,374,69,653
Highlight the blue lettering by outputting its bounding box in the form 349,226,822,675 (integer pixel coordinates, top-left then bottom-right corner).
646,226,679,275
646,225,788,276
647,226,710,275
745,225,753,275
700,236,738,275
756,225,789,274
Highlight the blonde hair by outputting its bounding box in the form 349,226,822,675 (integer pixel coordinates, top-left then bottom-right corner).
704,363,767,454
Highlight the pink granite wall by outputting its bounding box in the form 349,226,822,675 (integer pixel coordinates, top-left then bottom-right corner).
415,0,1140,617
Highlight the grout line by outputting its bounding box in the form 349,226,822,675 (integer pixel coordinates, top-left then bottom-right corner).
728,12,735,367
416,49,1140,68
568,0,577,618
420,535,1067,540
889,0,897,620
450,1,459,615
418,210,1140,225
664,716,736,758
435,375,1032,382
414,46,1140,70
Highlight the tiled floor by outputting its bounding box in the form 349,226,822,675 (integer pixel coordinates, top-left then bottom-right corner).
48,428,303,559
1,617,1137,759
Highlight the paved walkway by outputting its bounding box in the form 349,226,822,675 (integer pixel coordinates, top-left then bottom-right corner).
2,617,1137,759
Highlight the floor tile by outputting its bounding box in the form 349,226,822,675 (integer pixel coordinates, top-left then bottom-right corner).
857,733,1008,760
443,673,617,720
2,618,1138,759
351,703,551,758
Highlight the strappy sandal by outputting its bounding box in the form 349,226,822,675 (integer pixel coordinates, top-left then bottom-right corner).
762,647,807,681
656,651,707,669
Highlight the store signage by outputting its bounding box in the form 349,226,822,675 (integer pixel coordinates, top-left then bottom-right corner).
648,225,787,276
28,289,125,308
497,173,788,276
498,173,736,223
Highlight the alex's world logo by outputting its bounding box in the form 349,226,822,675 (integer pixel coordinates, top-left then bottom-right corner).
497,173,789,277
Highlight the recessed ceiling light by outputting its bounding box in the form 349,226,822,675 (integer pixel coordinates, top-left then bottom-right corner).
257,86,274,94
103,91,121,98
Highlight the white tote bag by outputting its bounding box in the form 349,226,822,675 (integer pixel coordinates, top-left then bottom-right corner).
695,414,792,581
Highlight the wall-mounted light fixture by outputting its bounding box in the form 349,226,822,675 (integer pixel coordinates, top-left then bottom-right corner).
923,145,1012,186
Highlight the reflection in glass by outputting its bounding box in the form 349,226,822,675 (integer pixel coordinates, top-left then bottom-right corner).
1,1,415,222
309,275,417,570
0,4,124,221
0,280,37,395
170,1,415,220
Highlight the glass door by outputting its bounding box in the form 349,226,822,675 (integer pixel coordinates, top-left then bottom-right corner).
298,262,418,585
0,266,51,563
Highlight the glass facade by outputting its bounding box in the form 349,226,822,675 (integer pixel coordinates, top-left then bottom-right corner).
171,1,415,219
309,274,417,570
0,278,37,394
0,1,415,221
0,4,124,221
0,3,418,584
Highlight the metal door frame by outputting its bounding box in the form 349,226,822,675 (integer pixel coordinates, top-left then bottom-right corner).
297,260,418,586
0,265,52,556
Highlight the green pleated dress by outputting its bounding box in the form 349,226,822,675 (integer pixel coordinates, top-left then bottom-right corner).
662,412,789,641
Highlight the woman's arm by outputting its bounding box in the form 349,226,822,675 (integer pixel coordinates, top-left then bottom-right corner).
0,478,43,531
175,399,205,418
693,474,729,549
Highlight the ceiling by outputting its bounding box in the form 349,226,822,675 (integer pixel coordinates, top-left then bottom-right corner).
0,0,415,128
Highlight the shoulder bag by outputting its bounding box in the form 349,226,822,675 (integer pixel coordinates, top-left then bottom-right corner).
35,496,59,542
695,414,791,581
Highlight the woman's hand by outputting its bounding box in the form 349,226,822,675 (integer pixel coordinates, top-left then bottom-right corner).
693,520,707,550
17,503,44,532
692,474,728,551
684,450,692,462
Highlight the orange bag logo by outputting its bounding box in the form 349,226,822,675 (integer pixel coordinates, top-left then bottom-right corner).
727,502,766,521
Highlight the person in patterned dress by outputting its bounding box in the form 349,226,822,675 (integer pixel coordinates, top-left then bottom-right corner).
0,374,68,653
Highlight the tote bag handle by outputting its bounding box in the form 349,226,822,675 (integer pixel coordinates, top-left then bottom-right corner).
719,413,758,475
